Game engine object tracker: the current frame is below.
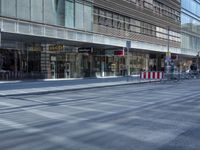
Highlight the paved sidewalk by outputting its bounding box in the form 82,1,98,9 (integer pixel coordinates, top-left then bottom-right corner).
0,77,160,96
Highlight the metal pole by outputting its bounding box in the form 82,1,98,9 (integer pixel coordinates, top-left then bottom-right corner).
126,41,131,78
197,51,199,71
0,28,1,48
167,26,170,55
127,46,130,76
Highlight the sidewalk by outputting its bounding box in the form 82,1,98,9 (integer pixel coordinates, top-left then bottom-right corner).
0,77,160,96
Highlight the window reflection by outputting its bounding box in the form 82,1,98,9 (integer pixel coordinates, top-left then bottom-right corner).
0,0,93,31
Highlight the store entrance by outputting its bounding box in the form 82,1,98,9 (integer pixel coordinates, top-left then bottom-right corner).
50,54,70,79
82,55,91,77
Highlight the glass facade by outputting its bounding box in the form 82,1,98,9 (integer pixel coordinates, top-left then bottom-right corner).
181,0,200,55
65,0,75,28
0,0,93,31
1,0,16,18
31,0,43,22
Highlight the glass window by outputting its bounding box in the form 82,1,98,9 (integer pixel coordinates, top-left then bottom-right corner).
130,25,140,33
84,4,93,31
17,0,30,20
94,14,99,24
56,0,65,26
75,1,84,29
130,19,140,27
1,0,16,17
190,0,196,14
197,4,200,16
31,0,43,22
44,0,56,25
65,0,75,28
192,19,198,33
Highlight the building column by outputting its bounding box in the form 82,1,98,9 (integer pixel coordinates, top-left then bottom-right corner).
14,51,18,73
41,44,50,79
145,54,149,71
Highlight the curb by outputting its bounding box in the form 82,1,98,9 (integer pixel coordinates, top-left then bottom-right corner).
0,79,161,96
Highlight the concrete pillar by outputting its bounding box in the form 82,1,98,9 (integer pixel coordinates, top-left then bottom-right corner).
41,44,50,79
14,51,18,73
145,54,149,71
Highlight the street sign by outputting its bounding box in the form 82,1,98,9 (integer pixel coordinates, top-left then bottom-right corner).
78,48,92,53
126,41,131,49
49,44,64,51
165,51,171,63
166,51,171,57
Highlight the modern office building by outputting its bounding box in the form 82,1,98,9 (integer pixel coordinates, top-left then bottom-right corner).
181,0,200,71
0,0,181,80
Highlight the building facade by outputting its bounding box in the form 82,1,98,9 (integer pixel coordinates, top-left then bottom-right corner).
0,0,182,80
181,0,200,71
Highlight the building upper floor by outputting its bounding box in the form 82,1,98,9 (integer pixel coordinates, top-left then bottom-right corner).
0,0,93,31
181,0,200,35
0,0,181,51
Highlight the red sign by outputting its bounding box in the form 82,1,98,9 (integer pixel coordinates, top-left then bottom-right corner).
114,50,124,56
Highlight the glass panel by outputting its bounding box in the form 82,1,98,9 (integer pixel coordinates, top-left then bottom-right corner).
1,0,16,17
56,0,65,26
65,0,74,28
75,1,84,29
17,0,30,20
31,0,43,22
84,4,92,31
44,0,56,25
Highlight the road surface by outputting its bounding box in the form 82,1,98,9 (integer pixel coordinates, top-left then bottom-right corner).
0,80,199,150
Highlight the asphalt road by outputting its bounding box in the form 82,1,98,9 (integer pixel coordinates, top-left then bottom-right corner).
0,80,200,150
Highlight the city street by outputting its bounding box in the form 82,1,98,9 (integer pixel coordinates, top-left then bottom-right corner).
0,80,200,150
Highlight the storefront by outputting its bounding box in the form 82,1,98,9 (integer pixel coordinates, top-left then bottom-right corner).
129,52,149,74
0,47,25,80
0,41,175,80
93,49,126,77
